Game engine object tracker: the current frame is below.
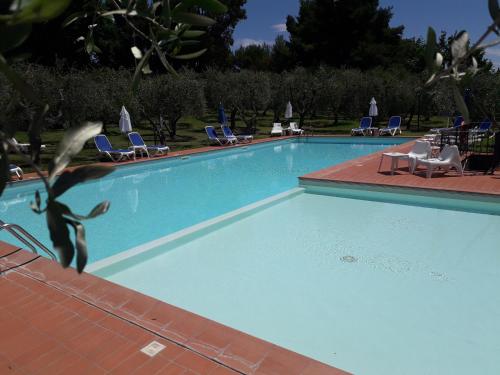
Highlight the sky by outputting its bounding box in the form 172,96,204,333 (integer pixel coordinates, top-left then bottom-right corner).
233,0,500,66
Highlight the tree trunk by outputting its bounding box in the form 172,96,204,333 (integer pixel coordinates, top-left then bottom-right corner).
273,109,280,123
334,113,339,126
299,113,306,128
230,109,237,130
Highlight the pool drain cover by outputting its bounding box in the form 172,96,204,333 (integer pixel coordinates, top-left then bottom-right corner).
140,341,166,357
341,255,357,263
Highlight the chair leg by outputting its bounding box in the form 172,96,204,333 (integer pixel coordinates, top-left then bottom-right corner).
377,155,384,172
426,166,433,178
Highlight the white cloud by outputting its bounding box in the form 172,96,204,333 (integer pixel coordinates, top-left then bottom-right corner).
486,47,500,57
272,23,287,32
234,38,273,48
485,47,500,67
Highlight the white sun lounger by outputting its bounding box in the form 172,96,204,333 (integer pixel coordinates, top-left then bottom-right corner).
378,141,431,174
286,122,304,135
11,138,46,153
271,123,283,136
413,144,463,178
9,164,23,180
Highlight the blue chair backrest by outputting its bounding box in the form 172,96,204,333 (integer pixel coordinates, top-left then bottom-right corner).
221,125,234,138
388,116,401,128
128,132,145,147
95,135,113,152
453,116,464,128
205,126,218,139
360,117,372,129
478,119,492,131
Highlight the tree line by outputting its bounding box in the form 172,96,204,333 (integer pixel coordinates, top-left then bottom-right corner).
1,64,497,139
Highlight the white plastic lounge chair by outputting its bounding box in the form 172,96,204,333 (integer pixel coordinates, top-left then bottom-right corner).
94,134,136,162
205,126,235,146
351,117,372,136
378,141,431,174
271,123,283,136
9,164,23,180
413,144,463,178
128,132,169,157
379,116,402,136
11,138,46,153
221,125,253,143
430,116,464,133
287,122,304,135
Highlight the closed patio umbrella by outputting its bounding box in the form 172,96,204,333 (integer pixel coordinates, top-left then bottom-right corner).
119,106,132,134
285,101,293,119
369,97,378,117
218,103,227,125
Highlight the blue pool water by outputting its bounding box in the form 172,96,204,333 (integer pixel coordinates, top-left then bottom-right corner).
102,189,500,375
0,137,406,262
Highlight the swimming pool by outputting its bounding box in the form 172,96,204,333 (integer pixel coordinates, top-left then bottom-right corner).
95,186,500,375
0,137,406,262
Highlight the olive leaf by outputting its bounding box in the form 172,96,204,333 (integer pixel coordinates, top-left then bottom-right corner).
181,30,206,39
172,48,207,59
30,190,43,213
452,83,470,124
451,31,469,64
49,121,103,182
65,219,87,273
46,201,74,268
52,165,115,198
131,46,155,92
425,27,437,72
172,12,216,27
9,0,71,24
489,0,500,27
55,200,111,221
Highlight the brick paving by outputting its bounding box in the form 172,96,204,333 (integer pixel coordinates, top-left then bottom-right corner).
0,242,347,375
301,140,500,196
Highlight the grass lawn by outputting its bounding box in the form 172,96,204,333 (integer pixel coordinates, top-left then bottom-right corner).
10,113,450,173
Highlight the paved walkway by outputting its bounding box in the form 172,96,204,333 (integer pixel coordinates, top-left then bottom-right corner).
0,242,347,375
301,140,500,196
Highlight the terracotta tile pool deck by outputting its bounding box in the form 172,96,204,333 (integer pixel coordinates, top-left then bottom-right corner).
301,139,500,196
0,242,346,375
2,135,499,374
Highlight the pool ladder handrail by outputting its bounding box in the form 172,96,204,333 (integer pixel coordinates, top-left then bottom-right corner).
0,220,56,260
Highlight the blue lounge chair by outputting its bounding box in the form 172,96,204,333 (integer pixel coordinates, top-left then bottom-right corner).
379,116,402,136
351,117,373,136
205,126,235,146
9,164,23,180
471,119,492,134
221,125,253,143
431,116,464,133
94,134,135,162
128,132,170,157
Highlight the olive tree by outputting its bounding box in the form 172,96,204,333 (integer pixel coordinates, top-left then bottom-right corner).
139,74,206,139
267,72,288,122
316,67,347,125
285,68,321,128
232,70,271,133
203,68,240,129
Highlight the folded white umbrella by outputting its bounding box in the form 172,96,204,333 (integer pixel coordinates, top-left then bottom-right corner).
369,97,378,117
119,106,132,134
285,101,293,119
